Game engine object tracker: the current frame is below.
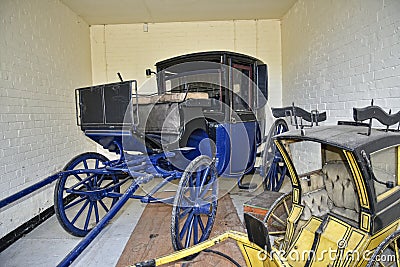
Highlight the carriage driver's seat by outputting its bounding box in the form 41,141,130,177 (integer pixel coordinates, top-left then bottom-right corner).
323,160,359,222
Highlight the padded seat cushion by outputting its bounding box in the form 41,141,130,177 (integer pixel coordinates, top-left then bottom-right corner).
301,189,330,220
136,92,208,104
300,161,359,222
323,161,359,213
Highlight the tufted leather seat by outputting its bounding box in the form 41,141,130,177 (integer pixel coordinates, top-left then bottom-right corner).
300,172,330,221
300,161,359,223
323,161,359,221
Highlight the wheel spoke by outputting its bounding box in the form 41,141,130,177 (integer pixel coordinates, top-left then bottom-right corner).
64,197,86,210
71,199,90,224
179,207,192,219
179,212,194,240
181,195,194,207
185,215,194,248
83,160,90,178
283,199,290,216
199,181,213,199
95,159,99,169
193,215,199,244
84,202,94,231
97,174,106,185
202,195,214,203
270,212,286,226
73,174,83,182
98,199,109,213
197,215,205,233
196,170,201,187
199,167,210,190
94,202,100,224
83,159,88,169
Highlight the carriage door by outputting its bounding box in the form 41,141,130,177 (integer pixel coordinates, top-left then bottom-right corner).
226,62,257,176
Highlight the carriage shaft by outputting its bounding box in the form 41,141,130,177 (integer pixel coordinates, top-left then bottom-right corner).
57,179,140,267
0,173,61,209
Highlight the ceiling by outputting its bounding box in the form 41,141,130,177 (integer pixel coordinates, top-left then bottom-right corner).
61,0,297,25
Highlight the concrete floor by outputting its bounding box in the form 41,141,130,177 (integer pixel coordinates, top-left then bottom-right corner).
0,176,267,267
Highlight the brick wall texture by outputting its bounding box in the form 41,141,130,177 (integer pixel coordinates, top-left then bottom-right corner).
282,0,400,124
0,0,95,238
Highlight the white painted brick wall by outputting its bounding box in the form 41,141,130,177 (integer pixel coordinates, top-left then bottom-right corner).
0,0,95,238
90,20,283,107
282,0,400,124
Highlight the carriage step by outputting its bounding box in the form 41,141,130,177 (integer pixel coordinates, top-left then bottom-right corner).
243,191,284,218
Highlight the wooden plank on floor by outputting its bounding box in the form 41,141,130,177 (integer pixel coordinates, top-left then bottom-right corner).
117,194,246,267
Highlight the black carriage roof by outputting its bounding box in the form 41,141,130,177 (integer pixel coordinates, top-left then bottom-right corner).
155,51,264,71
276,125,400,152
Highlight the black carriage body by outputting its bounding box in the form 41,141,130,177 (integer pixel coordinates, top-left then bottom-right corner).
275,125,400,235
76,51,268,177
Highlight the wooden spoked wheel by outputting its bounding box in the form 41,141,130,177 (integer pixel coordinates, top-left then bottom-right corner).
264,192,292,246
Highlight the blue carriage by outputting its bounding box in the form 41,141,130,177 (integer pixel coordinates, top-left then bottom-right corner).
0,51,293,266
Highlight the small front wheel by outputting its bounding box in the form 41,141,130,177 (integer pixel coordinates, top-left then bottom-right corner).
171,155,218,251
264,191,292,248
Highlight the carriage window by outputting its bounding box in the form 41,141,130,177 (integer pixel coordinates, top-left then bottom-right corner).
232,64,252,111
288,141,322,176
371,146,400,200
163,65,224,110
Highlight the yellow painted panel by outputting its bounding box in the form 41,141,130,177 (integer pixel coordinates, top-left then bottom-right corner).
309,216,350,266
292,188,299,204
238,243,265,267
360,212,371,232
283,204,304,250
365,221,399,251
286,217,322,266
344,151,370,209
339,229,368,266
275,140,299,186
377,187,400,202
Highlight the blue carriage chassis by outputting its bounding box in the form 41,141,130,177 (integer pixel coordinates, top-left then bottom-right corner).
0,79,258,267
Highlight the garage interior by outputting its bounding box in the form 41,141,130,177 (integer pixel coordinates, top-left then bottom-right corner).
0,0,400,266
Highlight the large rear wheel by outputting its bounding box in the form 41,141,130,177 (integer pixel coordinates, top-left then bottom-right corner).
262,119,289,191
171,155,218,251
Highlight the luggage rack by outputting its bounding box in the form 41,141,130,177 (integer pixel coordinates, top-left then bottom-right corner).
339,100,400,136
